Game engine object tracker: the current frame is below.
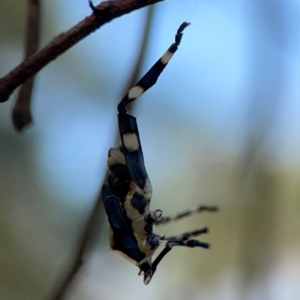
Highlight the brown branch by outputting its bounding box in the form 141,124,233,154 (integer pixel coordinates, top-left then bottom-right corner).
47,196,104,300
12,0,41,132
47,5,157,300
0,0,163,103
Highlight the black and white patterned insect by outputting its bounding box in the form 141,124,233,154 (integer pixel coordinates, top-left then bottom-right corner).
97,18,218,284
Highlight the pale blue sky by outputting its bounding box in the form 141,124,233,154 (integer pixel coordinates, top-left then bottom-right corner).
9,0,294,207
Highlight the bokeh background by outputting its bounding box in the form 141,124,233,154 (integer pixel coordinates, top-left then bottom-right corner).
1,0,300,299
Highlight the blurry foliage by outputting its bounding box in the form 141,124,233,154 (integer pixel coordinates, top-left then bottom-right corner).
1,1,300,300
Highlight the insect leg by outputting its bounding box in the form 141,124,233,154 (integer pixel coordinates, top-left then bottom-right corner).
161,238,210,249
156,204,219,226
164,227,209,241
117,22,190,189
118,22,189,189
144,231,210,284
102,184,129,232
152,246,172,272
118,22,190,115
102,185,146,263
118,113,148,190
146,234,210,252
142,246,172,285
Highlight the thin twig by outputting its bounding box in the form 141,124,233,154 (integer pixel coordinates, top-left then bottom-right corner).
47,196,104,300
47,6,156,299
12,0,41,132
0,0,163,103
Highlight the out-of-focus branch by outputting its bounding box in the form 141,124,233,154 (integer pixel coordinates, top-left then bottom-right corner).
12,0,41,132
47,195,104,300
0,0,163,103
47,6,156,300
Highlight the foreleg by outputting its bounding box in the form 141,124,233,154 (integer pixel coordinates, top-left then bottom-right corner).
118,22,190,114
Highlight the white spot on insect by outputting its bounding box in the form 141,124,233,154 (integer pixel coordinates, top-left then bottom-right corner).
128,86,144,100
123,133,140,151
144,275,151,285
161,50,174,65
107,145,126,166
154,210,162,219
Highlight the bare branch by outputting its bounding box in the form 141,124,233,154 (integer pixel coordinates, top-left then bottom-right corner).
0,0,163,103
12,0,41,131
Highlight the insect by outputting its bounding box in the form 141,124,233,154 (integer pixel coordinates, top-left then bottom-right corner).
96,16,218,284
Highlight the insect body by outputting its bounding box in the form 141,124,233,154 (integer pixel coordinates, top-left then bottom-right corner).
100,21,218,284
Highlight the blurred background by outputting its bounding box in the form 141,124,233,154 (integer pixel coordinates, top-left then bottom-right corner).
1,0,300,299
